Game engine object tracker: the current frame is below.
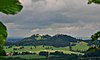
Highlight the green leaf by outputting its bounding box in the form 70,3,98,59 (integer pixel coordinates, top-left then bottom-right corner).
0,21,7,45
0,46,6,56
91,31,100,41
0,0,23,15
88,0,100,4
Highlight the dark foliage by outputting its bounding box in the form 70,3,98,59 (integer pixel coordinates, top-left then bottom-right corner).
84,50,100,57
39,51,49,57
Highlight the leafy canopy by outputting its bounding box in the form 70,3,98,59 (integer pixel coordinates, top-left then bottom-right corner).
0,0,23,15
0,21,7,45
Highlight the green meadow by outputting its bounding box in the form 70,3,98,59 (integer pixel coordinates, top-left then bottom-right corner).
4,42,89,54
3,41,91,59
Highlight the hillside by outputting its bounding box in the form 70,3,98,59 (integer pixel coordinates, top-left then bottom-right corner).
5,34,79,47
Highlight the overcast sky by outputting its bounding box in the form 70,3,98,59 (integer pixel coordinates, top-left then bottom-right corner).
0,0,100,38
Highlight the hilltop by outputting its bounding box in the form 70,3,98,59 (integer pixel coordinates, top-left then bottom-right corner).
5,34,79,47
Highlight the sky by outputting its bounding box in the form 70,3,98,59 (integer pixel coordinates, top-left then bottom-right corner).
0,0,100,38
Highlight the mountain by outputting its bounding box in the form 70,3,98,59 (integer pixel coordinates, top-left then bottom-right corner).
5,34,79,47
6,38,22,42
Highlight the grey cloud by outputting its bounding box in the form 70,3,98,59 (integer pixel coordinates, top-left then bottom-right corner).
32,0,45,2
0,0,100,37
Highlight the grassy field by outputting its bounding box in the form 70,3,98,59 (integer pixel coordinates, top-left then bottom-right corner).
72,42,89,51
4,54,46,59
4,45,69,53
4,46,87,55
3,42,90,59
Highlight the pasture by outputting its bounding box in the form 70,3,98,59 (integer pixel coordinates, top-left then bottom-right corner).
4,44,88,55
3,42,90,59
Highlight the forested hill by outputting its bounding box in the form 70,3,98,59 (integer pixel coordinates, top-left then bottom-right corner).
5,34,80,47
